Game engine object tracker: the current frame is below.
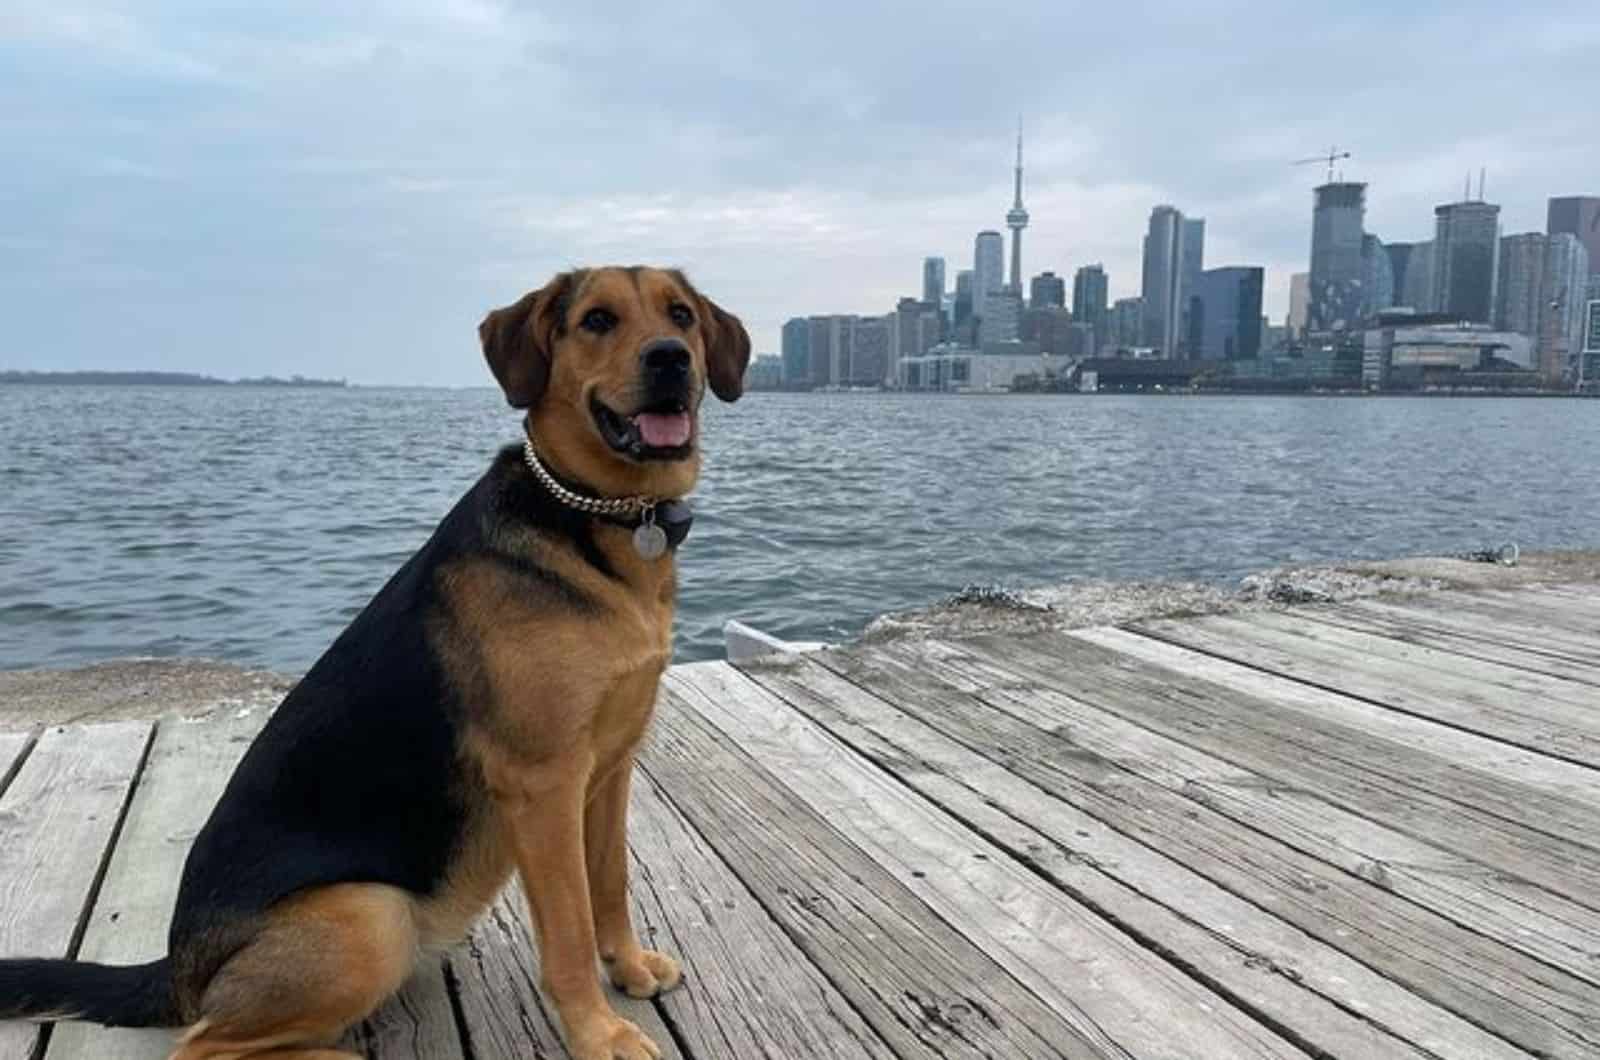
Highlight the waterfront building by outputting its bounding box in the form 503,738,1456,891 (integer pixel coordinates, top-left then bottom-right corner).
1547,196,1600,278
1111,296,1143,350
1141,205,1186,355
954,270,975,329
1030,270,1066,309
979,289,1022,344
1194,267,1265,360
1179,218,1205,355
1432,198,1502,324
780,317,809,384
974,231,1005,330
1363,234,1393,315
1308,182,1368,331
922,257,946,308
1287,273,1309,335
1072,264,1109,350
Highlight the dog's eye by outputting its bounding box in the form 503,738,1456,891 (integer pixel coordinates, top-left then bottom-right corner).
668,303,695,329
580,308,617,335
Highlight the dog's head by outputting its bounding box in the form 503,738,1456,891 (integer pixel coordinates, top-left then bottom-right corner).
479,267,750,499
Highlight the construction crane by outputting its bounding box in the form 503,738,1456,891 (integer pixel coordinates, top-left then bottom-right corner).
1293,146,1352,183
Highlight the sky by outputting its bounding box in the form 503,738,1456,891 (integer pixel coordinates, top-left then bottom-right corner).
3,1,1598,386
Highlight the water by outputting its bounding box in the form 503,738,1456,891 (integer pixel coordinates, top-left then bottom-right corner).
2,386,1596,671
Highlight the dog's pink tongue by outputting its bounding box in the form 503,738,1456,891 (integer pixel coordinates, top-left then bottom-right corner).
634,411,692,448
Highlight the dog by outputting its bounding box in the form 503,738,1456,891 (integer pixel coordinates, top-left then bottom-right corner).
0,266,750,1060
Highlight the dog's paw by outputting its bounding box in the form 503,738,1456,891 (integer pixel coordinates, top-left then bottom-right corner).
569,1013,662,1060
606,948,683,999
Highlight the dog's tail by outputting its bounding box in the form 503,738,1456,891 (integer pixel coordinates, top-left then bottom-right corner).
0,956,180,1027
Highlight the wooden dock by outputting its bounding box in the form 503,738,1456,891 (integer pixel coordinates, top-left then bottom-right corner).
2,582,1598,1058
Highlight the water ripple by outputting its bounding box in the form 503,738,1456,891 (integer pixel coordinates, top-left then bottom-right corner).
3,387,1599,669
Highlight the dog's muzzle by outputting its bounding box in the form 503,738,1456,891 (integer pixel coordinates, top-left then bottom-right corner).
641,338,692,403
589,339,697,460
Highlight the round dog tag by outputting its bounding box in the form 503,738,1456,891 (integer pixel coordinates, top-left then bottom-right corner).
633,520,668,560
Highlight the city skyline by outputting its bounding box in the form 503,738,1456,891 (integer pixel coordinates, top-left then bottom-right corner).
774,117,1594,390
3,1,1598,384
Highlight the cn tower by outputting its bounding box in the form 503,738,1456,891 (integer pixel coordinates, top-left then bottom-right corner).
1005,118,1029,292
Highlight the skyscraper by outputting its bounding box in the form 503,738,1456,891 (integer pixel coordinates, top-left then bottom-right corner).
973,230,1005,329
979,290,1021,344
1111,297,1143,349
1072,264,1109,351
954,270,975,330
891,299,943,382
1288,272,1309,335
1308,182,1368,331
1006,122,1029,292
1363,234,1393,315
1403,242,1435,311
1019,305,1077,357
845,315,892,387
1179,218,1205,355
1385,242,1433,311
1498,233,1549,336
780,318,810,385
1433,198,1502,324
1584,297,1600,390
922,257,946,308
1141,205,1186,356
800,317,838,389
1497,232,1590,382
1547,196,1600,278
1194,266,1264,360
1030,271,1066,308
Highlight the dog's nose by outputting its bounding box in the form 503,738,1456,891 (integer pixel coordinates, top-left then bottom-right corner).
642,339,691,388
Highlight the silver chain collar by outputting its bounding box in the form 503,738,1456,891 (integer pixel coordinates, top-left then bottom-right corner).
521,435,657,517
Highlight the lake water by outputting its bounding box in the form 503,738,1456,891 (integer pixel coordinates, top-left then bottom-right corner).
2,386,1596,671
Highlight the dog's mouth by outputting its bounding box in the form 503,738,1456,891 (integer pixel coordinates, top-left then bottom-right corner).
590,394,695,461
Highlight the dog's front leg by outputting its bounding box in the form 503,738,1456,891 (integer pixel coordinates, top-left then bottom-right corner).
586,757,682,998
502,760,662,1060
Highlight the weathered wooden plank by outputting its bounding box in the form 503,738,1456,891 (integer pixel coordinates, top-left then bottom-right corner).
1350,596,1600,669
1203,604,1600,717
741,655,1521,1060
1383,592,1600,662
1082,625,1600,813
995,629,1600,980
643,695,1110,1059
45,713,267,1060
1526,585,1600,618
1136,612,1600,768
0,733,34,799
0,722,152,1060
952,629,1600,912
665,662,1303,1060
449,886,682,1060
830,639,1600,1054
1232,608,1600,710
1314,600,1600,686
626,768,893,1059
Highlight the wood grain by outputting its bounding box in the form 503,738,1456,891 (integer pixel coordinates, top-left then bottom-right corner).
0,722,151,1060
667,661,1303,1060
626,768,893,1059
821,638,1600,1057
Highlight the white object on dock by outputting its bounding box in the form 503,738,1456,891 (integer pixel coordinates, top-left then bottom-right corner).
722,620,828,662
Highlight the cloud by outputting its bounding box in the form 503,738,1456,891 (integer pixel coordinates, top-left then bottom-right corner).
2,1,1597,382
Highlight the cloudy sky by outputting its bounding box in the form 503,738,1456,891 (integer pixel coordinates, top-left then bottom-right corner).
4,1,1597,385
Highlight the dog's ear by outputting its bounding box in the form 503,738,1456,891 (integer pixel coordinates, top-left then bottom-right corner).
693,289,752,404
478,272,577,408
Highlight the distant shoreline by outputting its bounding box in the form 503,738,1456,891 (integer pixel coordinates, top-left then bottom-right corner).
0,370,347,388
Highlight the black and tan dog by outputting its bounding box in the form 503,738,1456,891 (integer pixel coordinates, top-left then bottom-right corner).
0,266,750,1060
